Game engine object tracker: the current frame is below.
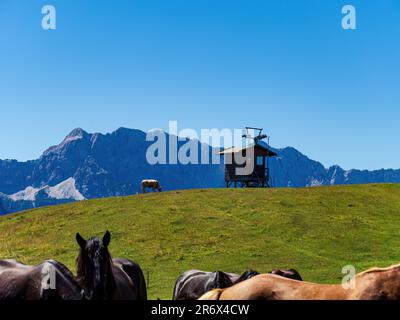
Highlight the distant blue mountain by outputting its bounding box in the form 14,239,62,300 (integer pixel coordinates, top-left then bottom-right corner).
1,127,399,215
268,147,400,187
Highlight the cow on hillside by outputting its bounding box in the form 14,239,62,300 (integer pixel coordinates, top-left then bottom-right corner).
141,179,162,193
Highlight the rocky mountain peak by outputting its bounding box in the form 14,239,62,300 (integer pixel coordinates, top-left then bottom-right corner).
65,128,89,140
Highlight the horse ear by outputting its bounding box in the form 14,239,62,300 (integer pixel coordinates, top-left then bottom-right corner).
103,230,111,247
76,233,86,249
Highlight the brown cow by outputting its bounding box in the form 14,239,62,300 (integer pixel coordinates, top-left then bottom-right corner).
141,179,162,193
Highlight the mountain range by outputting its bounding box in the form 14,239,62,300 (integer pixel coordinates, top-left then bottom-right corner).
1,127,399,215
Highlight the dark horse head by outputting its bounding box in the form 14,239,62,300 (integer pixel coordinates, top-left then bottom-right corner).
208,271,233,291
269,268,303,281
233,269,260,285
76,231,116,300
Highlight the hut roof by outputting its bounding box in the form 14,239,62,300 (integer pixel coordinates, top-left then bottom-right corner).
217,143,277,157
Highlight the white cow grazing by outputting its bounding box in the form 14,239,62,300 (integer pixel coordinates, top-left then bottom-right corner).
141,179,162,193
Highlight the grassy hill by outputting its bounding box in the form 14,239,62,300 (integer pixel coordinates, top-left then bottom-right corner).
1,184,400,299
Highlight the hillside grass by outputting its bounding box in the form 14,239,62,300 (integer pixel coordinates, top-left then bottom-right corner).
1,184,400,299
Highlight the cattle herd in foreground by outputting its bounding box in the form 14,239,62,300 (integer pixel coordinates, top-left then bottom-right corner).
1,231,400,300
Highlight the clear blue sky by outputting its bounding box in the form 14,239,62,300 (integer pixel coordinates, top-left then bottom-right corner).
1,0,399,170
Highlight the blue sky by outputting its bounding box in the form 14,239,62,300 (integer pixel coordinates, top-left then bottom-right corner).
0,0,399,170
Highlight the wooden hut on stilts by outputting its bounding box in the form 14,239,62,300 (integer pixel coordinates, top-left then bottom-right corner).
217,127,277,188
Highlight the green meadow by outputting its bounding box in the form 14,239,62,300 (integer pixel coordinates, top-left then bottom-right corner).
1,184,400,299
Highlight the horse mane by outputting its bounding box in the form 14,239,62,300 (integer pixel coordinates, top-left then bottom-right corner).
76,248,85,282
47,260,78,286
44,260,83,299
198,289,223,300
